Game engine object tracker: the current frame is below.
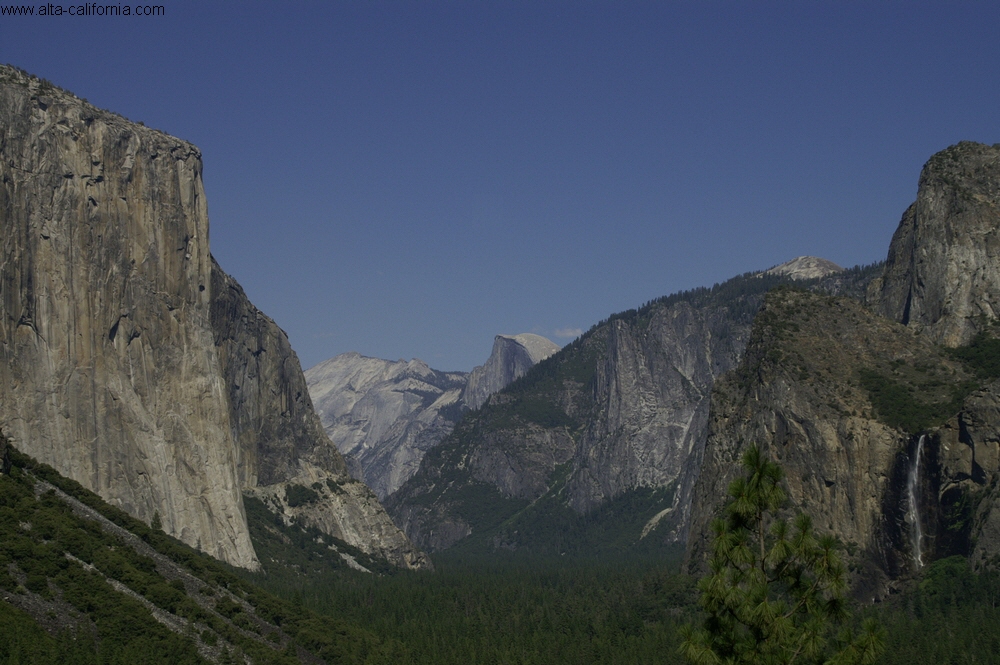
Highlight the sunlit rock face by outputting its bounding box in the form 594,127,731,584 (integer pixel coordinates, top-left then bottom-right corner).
684,290,948,596
387,293,770,552
563,302,749,517
0,66,258,569
872,142,1000,347
305,333,560,500
765,256,843,281
461,334,561,411
385,265,876,554
0,65,426,571
306,354,468,499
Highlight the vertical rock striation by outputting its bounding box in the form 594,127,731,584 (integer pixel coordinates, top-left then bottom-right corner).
211,260,347,488
0,65,426,570
387,272,835,552
872,142,1000,346
0,429,11,475
0,66,257,568
565,301,748,522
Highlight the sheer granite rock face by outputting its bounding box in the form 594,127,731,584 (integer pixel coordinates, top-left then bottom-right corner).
0,66,257,569
686,289,1000,595
210,263,429,569
388,296,762,552
387,267,878,553
461,334,561,411
936,386,1000,570
564,302,749,521
871,142,1000,346
210,260,348,488
0,430,11,475
0,65,426,571
685,292,937,593
306,353,468,500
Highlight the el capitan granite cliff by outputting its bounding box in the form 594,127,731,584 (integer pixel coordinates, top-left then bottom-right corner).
0,64,426,571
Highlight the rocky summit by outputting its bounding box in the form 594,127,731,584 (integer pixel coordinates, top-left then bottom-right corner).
765,256,844,280
0,65,426,571
305,353,468,500
461,333,561,411
871,142,1000,347
304,332,559,500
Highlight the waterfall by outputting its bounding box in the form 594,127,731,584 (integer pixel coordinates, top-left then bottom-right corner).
906,434,925,568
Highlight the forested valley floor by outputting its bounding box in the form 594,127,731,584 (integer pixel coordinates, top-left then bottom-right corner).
4,445,1000,665
240,505,1000,665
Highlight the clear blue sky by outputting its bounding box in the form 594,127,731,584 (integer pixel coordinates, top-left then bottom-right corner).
3,2,998,371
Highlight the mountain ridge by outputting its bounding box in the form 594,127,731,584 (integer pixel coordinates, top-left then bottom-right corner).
385,264,880,554
305,332,559,500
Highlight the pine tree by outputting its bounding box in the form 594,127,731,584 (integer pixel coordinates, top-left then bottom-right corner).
680,446,884,665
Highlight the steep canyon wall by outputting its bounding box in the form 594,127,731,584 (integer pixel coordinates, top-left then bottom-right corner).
0,65,425,570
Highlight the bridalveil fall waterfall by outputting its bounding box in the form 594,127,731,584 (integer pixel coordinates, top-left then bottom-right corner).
907,435,926,569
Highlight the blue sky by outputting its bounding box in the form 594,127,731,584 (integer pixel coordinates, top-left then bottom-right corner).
3,2,999,371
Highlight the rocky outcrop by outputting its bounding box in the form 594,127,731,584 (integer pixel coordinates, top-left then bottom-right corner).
686,288,1000,594
211,261,347,488
461,334,561,410
304,333,559,500
765,256,843,280
305,353,467,499
933,386,1000,571
245,474,430,570
871,142,1000,346
210,264,426,569
0,429,10,475
687,143,1000,593
564,301,748,520
389,266,880,553
0,65,425,571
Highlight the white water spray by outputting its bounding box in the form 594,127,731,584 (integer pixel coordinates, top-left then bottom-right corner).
906,434,925,568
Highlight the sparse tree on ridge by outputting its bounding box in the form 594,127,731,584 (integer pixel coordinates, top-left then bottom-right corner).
680,446,884,665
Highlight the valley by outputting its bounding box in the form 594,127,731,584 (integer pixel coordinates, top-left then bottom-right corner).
3,60,1000,664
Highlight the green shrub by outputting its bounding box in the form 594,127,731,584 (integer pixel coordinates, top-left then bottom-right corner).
948,332,1000,378
859,369,972,433
284,483,319,508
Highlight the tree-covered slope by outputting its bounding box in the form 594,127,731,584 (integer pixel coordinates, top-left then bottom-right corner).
0,434,401,664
